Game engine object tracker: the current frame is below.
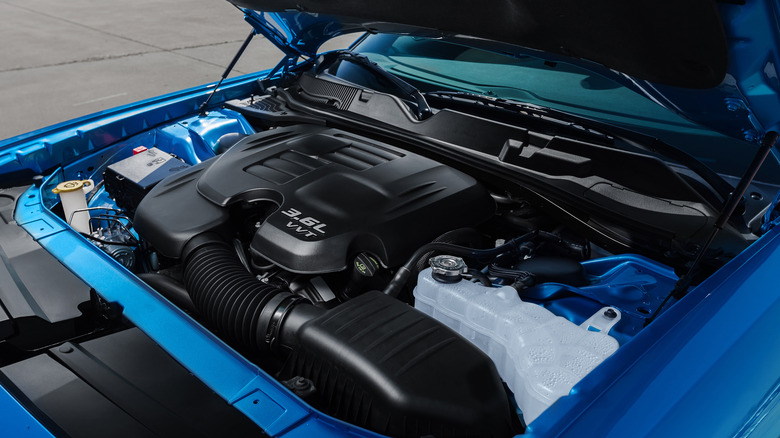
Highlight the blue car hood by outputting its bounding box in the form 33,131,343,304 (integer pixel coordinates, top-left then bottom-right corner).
231,0,780,144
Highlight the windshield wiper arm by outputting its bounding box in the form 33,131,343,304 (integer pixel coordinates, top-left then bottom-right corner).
318,51,432,120
425,91,735,206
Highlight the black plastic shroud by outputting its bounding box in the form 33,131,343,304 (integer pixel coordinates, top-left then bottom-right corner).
134,125,495,273
281,291,519,437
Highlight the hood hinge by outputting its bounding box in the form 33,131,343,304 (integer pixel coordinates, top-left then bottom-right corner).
242,8,308,61
761,190,780,234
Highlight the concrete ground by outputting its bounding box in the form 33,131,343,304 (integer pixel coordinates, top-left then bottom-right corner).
0,0,351,140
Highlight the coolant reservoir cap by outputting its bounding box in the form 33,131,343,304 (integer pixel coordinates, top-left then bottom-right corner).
52,179,92,194
429,255,467,283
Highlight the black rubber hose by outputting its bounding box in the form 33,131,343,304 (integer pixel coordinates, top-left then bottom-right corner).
467,269,492,287
412,228,486,275
383,231,537,297
138,273,197,313
182,233,316,352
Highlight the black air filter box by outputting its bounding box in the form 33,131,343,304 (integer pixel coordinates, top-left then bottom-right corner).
281,291,518,437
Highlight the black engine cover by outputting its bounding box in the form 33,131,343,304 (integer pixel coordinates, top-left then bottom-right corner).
136,125,494,273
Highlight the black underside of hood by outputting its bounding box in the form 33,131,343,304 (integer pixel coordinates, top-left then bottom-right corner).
229,0,728,89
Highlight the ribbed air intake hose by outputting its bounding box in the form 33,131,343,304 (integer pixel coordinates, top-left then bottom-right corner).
182,233,318,353
179,235,518,437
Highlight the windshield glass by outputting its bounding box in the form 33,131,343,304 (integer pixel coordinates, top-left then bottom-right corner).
351,34,780,185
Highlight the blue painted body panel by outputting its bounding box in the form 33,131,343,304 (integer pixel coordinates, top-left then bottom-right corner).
525,255,678,343
0,385,55,437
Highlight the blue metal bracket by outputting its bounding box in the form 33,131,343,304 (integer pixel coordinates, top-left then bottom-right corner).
761,189,780,234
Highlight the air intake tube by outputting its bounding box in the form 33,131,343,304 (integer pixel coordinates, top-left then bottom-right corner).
180,233,519,437
182,233,320,353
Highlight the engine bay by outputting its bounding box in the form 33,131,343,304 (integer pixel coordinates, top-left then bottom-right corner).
18,65,764,437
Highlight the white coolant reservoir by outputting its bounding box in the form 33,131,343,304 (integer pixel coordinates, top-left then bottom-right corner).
414,267,620,424
52,179,94,234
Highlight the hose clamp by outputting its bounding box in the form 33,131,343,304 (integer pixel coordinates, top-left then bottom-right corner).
265,295,307,352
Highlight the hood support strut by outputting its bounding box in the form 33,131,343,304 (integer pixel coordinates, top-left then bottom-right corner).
649,131,780,324
199,7,314,116
198,29,256,116
242,9,308,79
